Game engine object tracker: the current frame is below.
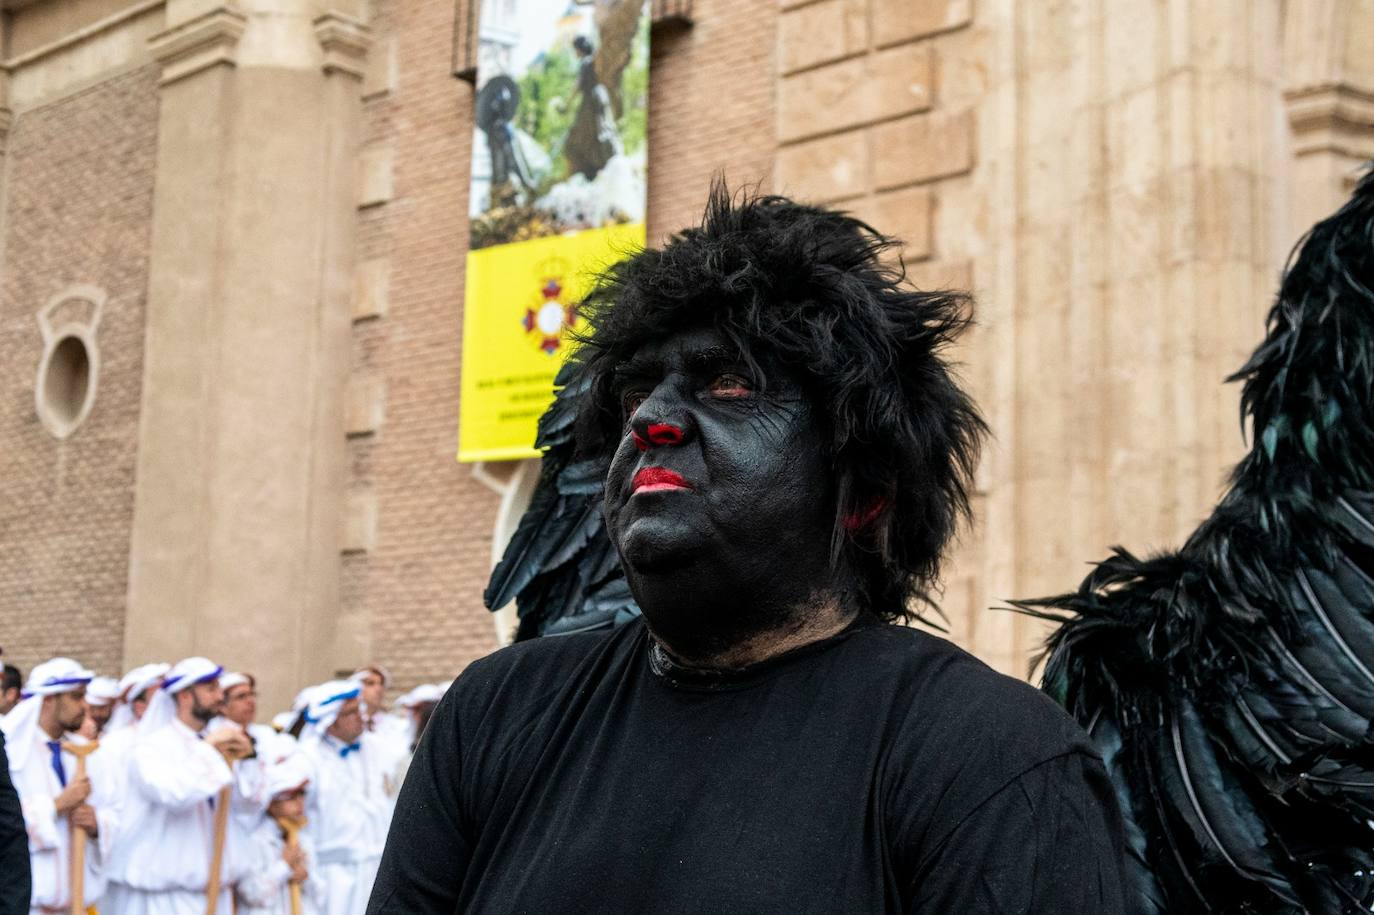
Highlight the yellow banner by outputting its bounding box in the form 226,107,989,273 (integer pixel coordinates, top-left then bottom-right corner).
457,222,645,462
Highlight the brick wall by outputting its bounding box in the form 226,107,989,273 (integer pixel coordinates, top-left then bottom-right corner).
0,66,160,681
344,0,488,692
350,0,781,693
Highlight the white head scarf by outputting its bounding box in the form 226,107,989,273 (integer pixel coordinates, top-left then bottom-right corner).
264,749,314,800
300,680,361,742
350,665,392,688
140,656,223,736
84,677,120,707
399,683,445,708
106,662,170,734
0,658,94,768
219,672,251,693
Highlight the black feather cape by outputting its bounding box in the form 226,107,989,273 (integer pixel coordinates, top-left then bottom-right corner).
484,361,640,639
1016,168,1374,913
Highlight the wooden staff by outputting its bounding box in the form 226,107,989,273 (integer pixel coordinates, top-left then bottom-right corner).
206,739,250,915
60,740,99,915
274,815,308,915
205,781,232,915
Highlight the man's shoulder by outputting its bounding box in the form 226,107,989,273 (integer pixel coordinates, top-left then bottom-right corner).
93,724,135,759
296,735,326,761
135,722,180,745
844,624,1104,853
450,619,641,701
131,721,217,771
849,622,1095,764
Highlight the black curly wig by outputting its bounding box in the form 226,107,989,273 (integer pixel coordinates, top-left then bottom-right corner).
569,182,987,622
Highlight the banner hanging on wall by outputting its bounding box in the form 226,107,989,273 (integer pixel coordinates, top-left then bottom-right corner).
458,0,650,463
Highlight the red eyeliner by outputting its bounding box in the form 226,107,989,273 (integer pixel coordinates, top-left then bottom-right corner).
632,467,691,493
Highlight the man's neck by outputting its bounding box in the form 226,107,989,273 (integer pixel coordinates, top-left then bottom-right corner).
177,710,206,733
37,713,65,742
651,600,860,671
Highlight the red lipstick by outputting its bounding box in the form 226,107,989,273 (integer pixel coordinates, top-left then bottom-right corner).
632,467,691,493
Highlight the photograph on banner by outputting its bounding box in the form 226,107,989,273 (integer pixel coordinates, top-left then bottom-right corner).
469,0,649,250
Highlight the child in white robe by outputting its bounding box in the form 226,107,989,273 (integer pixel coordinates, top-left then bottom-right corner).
236,751,323,915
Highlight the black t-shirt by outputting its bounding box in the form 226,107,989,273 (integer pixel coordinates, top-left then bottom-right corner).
368,616,1127,914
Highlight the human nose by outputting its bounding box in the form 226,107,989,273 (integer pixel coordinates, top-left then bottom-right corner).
629,381,694,451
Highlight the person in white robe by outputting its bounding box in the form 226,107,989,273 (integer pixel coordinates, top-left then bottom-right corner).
209,672,294,816
0,658,119,914
92,662,170,848
235,751,323,915
78,676,120,739
215,673,292,759
399,682,445,751
298,681,395,915
102,657,255,915
384,683,446,791
103,663,170,739
348,666,406,743
348,667,410,796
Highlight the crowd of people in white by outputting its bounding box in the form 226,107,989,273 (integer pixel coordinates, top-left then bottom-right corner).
0,655,448,915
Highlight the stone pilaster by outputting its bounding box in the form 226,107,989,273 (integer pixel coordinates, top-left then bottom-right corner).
1282,0,1374,241
125,0,369,714
955,0,1288,674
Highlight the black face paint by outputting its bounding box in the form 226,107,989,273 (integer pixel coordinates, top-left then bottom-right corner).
603,326,845,661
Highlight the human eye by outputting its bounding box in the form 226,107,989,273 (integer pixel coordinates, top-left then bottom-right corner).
707,372,753,399
622,388,649,417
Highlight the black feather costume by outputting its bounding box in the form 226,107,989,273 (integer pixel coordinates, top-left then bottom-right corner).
483,360,639,639
1016,167,1374,913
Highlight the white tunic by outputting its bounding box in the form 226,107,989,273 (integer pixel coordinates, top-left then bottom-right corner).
91,723,138,812
102,719,247,915
235,815,323,915
206,719,296,828
8,731,117,913
370,711,411,749
299,734,396,915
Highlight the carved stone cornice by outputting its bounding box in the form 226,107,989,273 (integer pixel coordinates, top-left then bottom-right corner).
1284,82,1374,157
314,12,370,80
148,6,248,87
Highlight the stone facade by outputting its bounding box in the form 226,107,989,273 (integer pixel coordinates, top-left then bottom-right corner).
0,0,1372,714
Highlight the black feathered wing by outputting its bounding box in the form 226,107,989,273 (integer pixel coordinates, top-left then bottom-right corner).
484,361,640,640
1016,167,1374,913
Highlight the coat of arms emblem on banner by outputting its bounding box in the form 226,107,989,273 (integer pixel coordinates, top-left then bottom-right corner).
523,258,579,355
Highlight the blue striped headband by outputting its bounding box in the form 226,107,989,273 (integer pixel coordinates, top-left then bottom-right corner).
304,685,361,723
161,665,224,692
19,674,92,698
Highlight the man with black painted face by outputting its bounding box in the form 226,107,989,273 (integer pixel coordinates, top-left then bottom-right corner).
370,186,1129,914
604,325,850,667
